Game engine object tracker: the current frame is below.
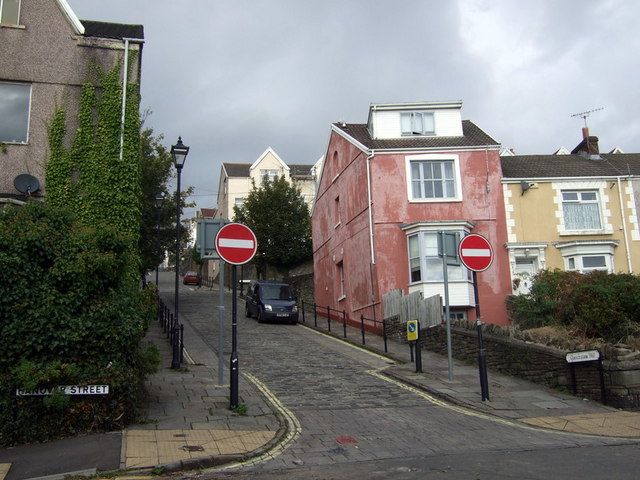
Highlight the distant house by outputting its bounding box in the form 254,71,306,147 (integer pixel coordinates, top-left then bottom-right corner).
0,0,143,208
312,101,512,327
216,147,316,221
502,129,640,294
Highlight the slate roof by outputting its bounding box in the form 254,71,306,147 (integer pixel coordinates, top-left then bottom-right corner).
334,120,499,150
501,153,640,179
289,164,315,177
223,163,251,177
223,163,314,178
81,20,144,40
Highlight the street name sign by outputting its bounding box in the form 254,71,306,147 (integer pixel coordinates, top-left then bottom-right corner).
458,233,494,272
566,350,600,364
16,385,109,396
215,222,258,265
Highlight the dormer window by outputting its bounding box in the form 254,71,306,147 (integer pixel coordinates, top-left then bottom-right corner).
401,112,434,136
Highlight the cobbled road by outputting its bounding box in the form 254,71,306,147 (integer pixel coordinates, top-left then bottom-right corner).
169,282,638,479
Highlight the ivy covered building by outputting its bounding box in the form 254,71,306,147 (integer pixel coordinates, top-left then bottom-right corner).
0,0,144,208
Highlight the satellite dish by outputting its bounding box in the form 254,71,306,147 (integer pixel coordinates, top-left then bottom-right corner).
520,180,531,195
14,174,41,195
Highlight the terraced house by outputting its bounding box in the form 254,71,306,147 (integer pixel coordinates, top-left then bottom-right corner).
0,0,143,208
502,129,640,294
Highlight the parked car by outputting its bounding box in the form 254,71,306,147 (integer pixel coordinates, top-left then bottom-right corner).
183,271,202,286
245,280,298,324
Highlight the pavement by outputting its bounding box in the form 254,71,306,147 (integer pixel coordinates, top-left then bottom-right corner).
2,285,640,479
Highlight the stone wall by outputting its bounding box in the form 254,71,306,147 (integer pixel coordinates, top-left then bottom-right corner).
385,318,640,410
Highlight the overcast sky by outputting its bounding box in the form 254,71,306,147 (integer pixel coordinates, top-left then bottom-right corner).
68,0,640,218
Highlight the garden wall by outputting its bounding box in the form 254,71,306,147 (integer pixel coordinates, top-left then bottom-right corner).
386,318,640,410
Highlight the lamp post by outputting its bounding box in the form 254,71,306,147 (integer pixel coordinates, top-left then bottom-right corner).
154,193,164,286
171,137,189,369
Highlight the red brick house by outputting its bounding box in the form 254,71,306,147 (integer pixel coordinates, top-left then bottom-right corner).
312,101,512,327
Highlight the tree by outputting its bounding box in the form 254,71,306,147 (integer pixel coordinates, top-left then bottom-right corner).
234,176,312,277
138,125,194,277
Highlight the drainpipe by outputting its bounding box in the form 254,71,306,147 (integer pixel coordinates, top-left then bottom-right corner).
617,176,633,273
366,150,376,265
119,38,144,161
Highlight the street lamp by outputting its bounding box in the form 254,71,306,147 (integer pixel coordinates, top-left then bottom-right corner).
154,193,164,286
171,136,189,369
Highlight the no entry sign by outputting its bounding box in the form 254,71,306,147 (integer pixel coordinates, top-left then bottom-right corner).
215,223,257,265
458,234,494,272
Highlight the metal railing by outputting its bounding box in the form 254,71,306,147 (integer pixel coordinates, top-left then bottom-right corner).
301,301,388,353
157,297,184,364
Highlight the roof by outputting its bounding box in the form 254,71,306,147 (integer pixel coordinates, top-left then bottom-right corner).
80,20,144,40
333,120,499,151
223,163,314,178
199,208,217,218
288,164,315,177
223,163,251,177
501,153,640,179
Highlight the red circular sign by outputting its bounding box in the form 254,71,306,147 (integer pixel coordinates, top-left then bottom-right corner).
458,234,494,272
215,223,257,265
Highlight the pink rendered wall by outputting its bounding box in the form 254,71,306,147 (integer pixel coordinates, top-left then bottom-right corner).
313,131,512,327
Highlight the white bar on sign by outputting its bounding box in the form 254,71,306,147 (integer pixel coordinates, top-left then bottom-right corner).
462,248,491,257
219,238,254,249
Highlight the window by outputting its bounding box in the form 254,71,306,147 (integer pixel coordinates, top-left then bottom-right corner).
401,112,434,136
334,196,341,227
410,158,457,200
337,261,345,300
260,169,279,182
0,0,20,25
556,240,616,274
562,190,602,230
408,231,468,283
0,82,30,143
567,255,608,273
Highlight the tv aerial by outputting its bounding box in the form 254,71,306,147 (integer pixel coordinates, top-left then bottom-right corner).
13,174,41,196
571,107,604,126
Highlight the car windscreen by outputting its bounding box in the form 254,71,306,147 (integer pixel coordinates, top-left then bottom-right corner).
261,284,294,301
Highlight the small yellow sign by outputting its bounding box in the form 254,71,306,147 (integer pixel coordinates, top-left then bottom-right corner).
406,320,419,341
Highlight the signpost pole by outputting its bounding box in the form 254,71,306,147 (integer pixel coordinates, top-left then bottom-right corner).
214,223,257,410
230,265,239,409
473,271,490,401
218,264,225,386
440,231,454,381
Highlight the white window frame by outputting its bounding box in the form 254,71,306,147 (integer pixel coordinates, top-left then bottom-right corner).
554,182,612,235
562,190,602,231
401,112,435,136
0,81,31,144
259,169,280,183
406,226,472,285
0,0,21,25
406,154,462,202
555,240,617,274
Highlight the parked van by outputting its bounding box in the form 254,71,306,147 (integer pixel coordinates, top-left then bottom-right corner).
244,280,298,324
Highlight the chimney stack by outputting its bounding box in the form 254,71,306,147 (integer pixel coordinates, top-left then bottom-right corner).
571,129,600,158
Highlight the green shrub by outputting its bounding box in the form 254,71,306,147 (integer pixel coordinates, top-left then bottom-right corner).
510,269,640,342
0,203,156,445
